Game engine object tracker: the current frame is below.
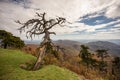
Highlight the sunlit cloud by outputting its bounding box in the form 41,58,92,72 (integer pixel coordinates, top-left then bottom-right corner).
0,0,120,40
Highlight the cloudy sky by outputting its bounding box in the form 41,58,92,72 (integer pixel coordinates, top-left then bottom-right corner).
0,0,120,40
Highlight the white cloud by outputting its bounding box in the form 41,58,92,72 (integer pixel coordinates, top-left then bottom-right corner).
70,19,120,32
0,0,120,40
105,0,120,18
30,0,120,21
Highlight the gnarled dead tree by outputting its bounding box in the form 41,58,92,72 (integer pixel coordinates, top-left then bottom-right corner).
16,12,66,70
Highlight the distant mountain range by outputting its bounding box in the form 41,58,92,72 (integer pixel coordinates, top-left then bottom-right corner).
54,40,120,56
25,39,120,45
24,39,120,56
77,39,120,45
86,41,120,56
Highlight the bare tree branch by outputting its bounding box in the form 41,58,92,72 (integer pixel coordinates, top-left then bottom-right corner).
16,12,68,70
16,12,67,39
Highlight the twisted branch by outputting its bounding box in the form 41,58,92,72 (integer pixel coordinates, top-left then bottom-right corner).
16,12,66,39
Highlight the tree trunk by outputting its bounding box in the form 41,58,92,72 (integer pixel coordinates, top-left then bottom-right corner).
33,46,46,70
4,43,7,49
33,30,53,70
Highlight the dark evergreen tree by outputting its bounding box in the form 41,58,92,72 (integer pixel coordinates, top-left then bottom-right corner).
112,57,120,80
96,49,108,72
96,49,108,62
0,30,12,48
79,45,92,68
0,30,24,49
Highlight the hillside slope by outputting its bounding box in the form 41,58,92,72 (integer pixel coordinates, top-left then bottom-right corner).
86,41,120,56
0,48,82,80
54,40,82,55
25,40,120,56
54,40,120,56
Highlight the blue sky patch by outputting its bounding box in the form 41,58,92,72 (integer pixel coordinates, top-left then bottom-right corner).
79,15,119,26
96,22,120,31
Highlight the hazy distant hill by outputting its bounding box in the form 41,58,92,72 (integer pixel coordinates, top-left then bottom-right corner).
24,40,120,56
86,41,120,56
54,40,120,56
54,40,82,55
54,40,81,46
76,39,120,45
25,39,120,45
107,39,120,45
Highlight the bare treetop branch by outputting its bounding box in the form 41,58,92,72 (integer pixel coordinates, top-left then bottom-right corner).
16,12,67,39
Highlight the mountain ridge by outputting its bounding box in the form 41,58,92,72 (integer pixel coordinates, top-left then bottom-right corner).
25,40,120,56
54,40,120,56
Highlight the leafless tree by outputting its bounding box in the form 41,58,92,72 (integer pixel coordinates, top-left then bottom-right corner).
16,12,67,70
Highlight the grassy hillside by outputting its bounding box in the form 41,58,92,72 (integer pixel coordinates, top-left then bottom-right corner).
0,48,82,80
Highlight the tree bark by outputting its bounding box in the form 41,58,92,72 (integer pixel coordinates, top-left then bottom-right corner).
33,46,46,70
33,31,52,70
4,43,7,49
